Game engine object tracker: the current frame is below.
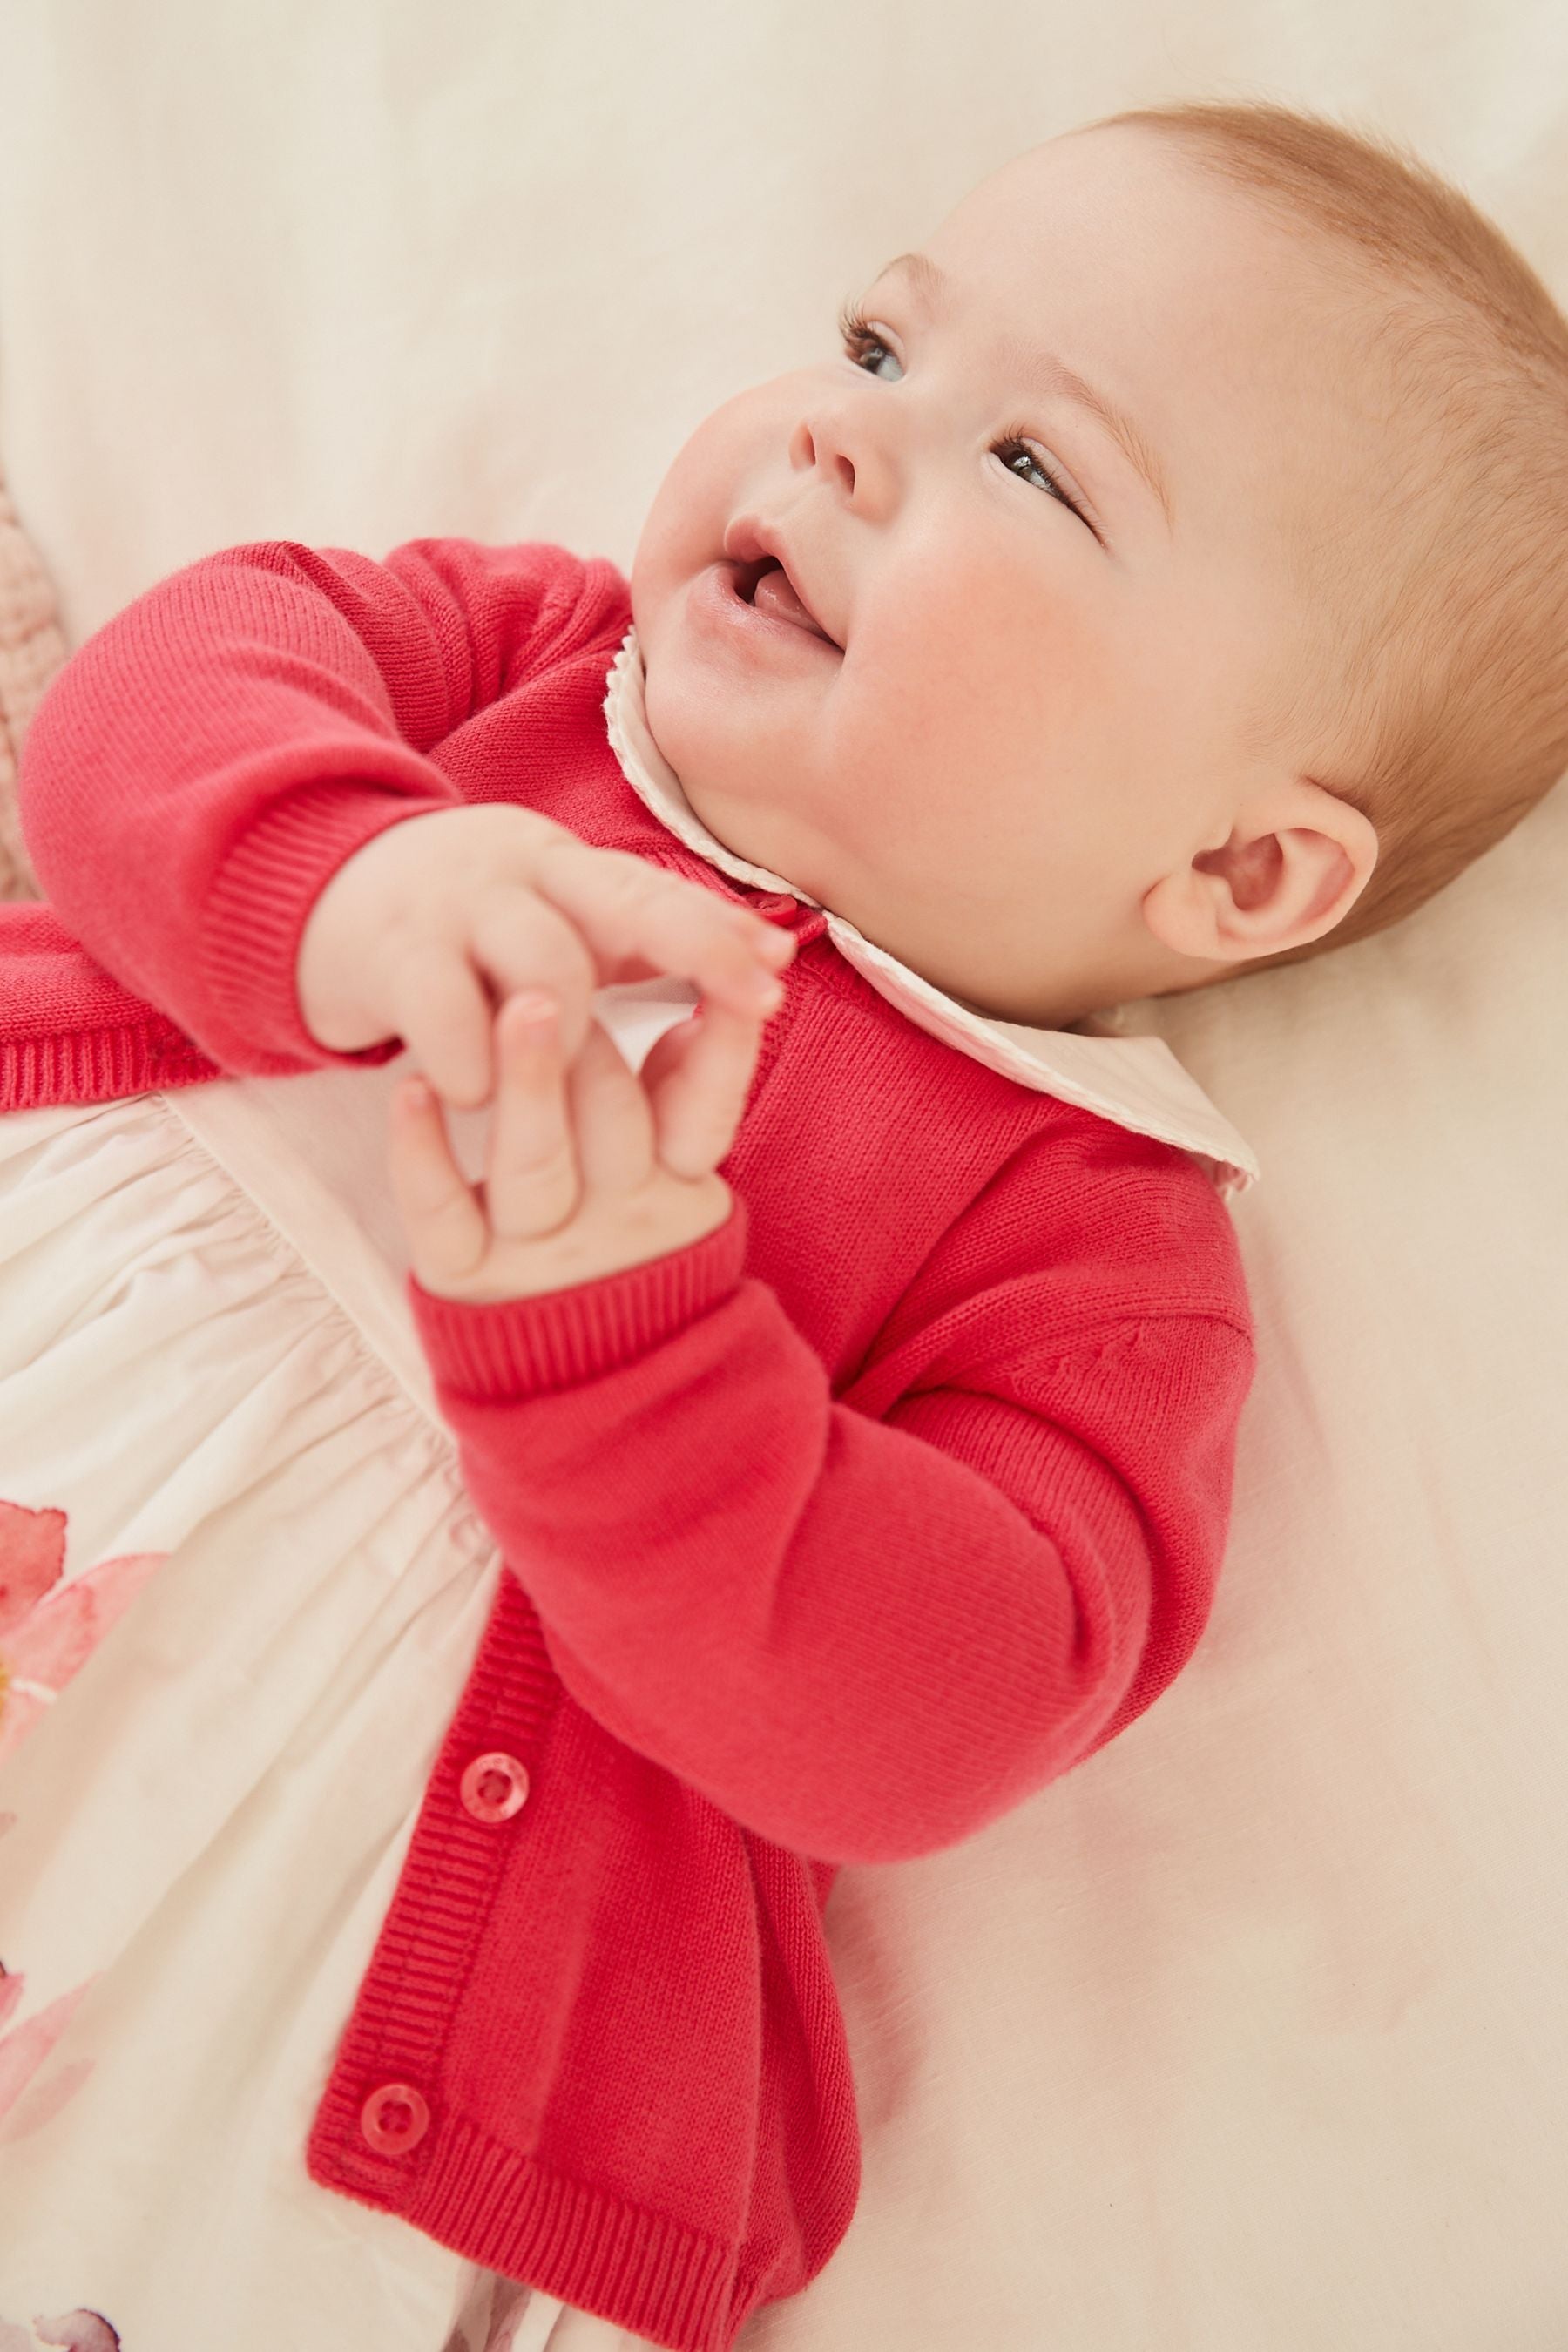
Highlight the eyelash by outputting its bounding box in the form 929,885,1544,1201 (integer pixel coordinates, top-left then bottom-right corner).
835,301,1091,528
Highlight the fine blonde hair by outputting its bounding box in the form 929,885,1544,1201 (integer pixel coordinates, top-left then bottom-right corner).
1090,93,1568,980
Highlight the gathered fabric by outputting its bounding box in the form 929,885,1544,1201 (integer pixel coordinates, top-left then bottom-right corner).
0,1090,652,2352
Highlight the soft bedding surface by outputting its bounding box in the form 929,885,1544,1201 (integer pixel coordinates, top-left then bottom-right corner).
1,6,1565,2346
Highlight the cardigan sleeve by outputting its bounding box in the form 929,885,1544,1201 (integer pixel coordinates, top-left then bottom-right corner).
16,537,618,1076
0,899,224,1107
406,1170,1257,1869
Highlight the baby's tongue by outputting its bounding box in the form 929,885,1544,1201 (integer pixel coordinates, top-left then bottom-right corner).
752,563,823,635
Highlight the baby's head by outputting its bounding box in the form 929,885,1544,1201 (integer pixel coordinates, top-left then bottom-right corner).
629,99,1568,1031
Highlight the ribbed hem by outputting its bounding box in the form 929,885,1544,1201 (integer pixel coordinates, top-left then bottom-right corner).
0,1018,222,1109
312,2116,742,2352
202,783,459,1064
408,1195,748,1398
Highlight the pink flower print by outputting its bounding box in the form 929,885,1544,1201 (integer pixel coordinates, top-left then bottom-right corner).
34,2319,122,2351
0,1974,97,2146
0,1499,165,1765
0,1503,66,1621
0,2320,121,2352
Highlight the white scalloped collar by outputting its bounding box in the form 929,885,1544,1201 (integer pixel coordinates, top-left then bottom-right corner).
601,627,1259,1200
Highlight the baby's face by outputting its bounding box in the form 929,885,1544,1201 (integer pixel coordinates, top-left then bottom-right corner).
630,125,1373,1027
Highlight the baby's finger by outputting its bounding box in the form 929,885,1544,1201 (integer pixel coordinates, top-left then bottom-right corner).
483,993,581,1239
388,1075,489,1286
527,835,795,1020
565,1018,657,1197
389,950,497,1110
639,999,766,1180
466,888,598,1064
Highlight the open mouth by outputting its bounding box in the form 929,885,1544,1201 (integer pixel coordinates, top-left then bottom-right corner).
732,558,775,600
732,557,841,648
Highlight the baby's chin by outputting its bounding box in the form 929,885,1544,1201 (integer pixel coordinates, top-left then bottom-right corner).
637,652,740,828
635,631,689,768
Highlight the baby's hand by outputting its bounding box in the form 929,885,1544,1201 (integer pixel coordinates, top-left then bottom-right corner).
296,803,794,1107
387,983,761,1305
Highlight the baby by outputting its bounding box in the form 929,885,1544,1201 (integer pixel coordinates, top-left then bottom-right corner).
3,95,1567,2352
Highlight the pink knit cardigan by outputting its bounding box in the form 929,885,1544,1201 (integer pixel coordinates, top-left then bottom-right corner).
1,535,1255,2349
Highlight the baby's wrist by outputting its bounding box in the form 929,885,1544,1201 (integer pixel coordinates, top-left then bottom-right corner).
294,824,417,1050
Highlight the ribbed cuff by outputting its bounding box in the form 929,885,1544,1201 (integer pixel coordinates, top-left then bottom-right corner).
0,1018,220,1110
202,784,461,1064
408,1195,749,1399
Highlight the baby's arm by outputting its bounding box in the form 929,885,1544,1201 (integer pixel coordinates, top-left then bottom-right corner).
15,537,617,1077
407,1130,1256,1868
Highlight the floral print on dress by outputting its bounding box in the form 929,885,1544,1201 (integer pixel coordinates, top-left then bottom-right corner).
0,1970,97,2146
0,1498,159,2154
1,1805,119,2342
0,1498,165,1764
0,2317,122,2349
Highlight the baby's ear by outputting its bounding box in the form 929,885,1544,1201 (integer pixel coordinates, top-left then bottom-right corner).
1146,781,1378,966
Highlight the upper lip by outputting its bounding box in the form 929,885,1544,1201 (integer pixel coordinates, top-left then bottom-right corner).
722,517,842,649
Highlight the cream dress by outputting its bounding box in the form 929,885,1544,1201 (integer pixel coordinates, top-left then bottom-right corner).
0,986,699,2352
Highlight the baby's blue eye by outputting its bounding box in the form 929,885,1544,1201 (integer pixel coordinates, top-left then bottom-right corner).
840,312,902,382
835,301,1092,530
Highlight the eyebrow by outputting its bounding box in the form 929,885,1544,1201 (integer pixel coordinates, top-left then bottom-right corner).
868,251,1174,531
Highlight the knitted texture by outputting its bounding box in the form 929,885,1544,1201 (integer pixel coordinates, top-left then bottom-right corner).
3,534,1256,2349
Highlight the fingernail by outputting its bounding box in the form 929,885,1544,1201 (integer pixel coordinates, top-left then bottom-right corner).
510,990,558,1024
757,930,795,966
751,977,786,1013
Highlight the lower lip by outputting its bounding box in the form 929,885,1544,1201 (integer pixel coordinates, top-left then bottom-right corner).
689,561,842,661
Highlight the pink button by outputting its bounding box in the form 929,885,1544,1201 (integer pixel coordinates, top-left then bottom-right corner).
749,893,799,917
459,1751,531,1823
360,2082,429,2155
